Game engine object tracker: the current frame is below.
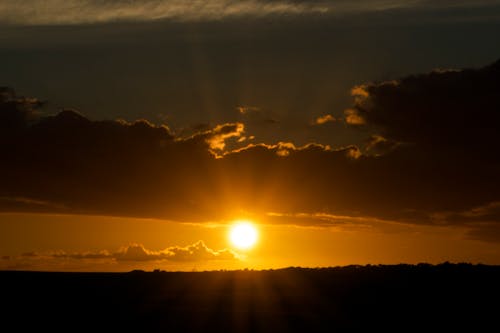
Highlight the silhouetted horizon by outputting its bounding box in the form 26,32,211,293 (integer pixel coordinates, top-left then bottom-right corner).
3,263,499,331
2,261,499,274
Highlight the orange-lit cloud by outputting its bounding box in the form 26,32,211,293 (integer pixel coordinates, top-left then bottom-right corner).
204,122,245,153
343,108,366,125
117,241,240,262
314,114,336,125
6,241,240,264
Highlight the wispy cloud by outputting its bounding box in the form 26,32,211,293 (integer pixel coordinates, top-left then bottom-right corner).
236,106,261,115
4,0,498,25
265,211,402,229
0,0,329,25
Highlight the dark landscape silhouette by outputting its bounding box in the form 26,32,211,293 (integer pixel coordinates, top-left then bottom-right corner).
2,264,499,331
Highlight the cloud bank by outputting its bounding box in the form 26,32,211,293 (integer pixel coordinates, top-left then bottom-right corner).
1,59,500,241
11,241,240,263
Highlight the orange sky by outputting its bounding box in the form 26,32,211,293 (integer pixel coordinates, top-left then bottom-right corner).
1,3,500,271
2,59,500,270
1,213,499,272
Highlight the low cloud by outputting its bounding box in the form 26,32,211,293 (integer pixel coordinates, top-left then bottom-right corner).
10,241,240,263
162,241,240,262
116,241,240,262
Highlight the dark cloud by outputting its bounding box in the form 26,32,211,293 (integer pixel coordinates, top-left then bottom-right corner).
350,60,500,155
0,87,44,135
342,59,500,228
9,241,240,263
466,222,500,243
1,59,500,242
363,135,401,156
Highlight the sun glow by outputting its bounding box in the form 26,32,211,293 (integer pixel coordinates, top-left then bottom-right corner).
229,221,258,250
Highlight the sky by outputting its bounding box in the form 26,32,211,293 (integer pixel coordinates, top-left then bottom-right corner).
1,0,500,271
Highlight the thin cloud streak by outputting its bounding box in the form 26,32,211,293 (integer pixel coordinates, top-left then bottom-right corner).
265,211,404,228
2,0,498,25
0,0,329,25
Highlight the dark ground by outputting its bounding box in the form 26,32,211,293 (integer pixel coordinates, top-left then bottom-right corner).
1,264,499,332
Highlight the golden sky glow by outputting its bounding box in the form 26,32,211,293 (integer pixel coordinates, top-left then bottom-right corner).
1,213,499,272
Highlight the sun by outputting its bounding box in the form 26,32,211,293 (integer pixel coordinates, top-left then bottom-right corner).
229,221,258,250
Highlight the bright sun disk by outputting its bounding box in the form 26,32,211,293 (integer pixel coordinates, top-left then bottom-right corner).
229,221,258,250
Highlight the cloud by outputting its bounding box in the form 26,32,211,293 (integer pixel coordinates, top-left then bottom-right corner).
162,241,240,262
314,114,336,125
430,201,500,225
2,1,499,25
236,104,278,123
0,87,44,133
465,222,500,243
363,135,401,156
343,109,366,125
204,122,245,153
265,211,400,229
0,196,69,213
115,241,240,261
0,0,329,25
1,58,500,242
349,60,500,155
236,106,261,115
9,241,240,263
